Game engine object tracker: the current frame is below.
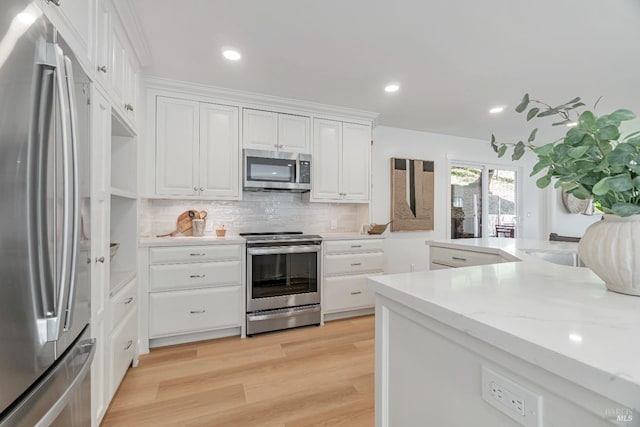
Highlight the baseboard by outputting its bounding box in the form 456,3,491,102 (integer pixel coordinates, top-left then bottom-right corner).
149,327,241,348
323,307,375,322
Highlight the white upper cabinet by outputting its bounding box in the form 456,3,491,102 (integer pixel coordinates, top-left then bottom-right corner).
312,119,370,202
39,0,95,72
312,119,342,199
95,0,111,88
341,123,370,201
199,103,240,198
243,109,310,153
243,109,278,150
155,97,199,196
110,20,126,110
278,114,310,153
155,96,241,199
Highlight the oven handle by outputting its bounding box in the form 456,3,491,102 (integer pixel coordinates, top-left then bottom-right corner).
247,305,321,321
247,245,321,256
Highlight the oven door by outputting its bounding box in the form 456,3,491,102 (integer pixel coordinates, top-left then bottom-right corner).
247,245,320,312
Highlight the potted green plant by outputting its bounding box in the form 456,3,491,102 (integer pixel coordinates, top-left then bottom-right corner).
491,94,640,296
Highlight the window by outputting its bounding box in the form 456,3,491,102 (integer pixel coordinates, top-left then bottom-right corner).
449,163,518,239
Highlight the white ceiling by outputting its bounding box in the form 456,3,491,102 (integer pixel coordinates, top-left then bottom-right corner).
130,0,640,142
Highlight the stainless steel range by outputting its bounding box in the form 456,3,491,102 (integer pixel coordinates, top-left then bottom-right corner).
241,232,322,335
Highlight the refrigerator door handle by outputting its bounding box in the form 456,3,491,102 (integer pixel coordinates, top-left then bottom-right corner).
30,42,57,322
61,54,79,332
48,43,73,342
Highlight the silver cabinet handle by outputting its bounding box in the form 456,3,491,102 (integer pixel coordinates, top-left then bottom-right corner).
190,253,206,257
124,103,134,112
351,263,362,266
124,297,134,305
97,65,107,73
351,245,362,248
193,186,198,192
350,291,362,295
189,274,206,278
124,340,133,351
190,310,206,314
95,256,105,263
199,186,204,192
451,257,467,262
47,0,62,5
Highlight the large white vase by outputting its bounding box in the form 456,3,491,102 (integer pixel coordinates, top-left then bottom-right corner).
578,214,640,296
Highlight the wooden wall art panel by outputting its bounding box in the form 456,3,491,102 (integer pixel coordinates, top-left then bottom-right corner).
391,157,434,231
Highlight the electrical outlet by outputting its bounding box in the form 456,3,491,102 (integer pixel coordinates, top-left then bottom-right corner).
482,366,542,427
330,219,337,230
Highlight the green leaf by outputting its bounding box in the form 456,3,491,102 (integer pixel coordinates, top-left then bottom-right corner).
611,202,640,217
578,111,596,129
497,145,507,158
592,177,610,195
491,134,496,144
530,158,550,176
623,130,640,141
632,176,640,187
606,143,637,166
593,174,634,195
596,125,620,141
536,175,552,188
515,94,530,113
533,142,554,156
626,136,640,147
564,128,587,145
572,185,591,200
528,128,538,143
609,109,636,122
567,145,590,159
567,97,581,104
512,141,526,160
537,108,560,118
571,102,586,108
527,108,540,121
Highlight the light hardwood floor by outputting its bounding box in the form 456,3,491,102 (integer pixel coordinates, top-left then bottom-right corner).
101,315,375,427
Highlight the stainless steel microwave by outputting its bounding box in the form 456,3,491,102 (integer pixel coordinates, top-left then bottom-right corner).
243,149,311,192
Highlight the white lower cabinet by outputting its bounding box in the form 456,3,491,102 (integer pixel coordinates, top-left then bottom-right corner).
149,287,241,338
323,238,384,318
109,304,137,398
429,245,502,269
146,243,243,346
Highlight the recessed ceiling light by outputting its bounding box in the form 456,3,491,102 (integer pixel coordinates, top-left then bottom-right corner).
489,106,505,114
384,83,400,93
569,333,583,343
222,49,241,61
16,12,36,25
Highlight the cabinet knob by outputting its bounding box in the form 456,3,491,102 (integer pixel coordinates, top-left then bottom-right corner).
190,310,206,314
124,103,134,112
95,256,105,263
124,340,133,351
350,291,362,295
199,186,204,192
97,65,107,73
46,0,62,6
124,297,134,305
193,186,198,192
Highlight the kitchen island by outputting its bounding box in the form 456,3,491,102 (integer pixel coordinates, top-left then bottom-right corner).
369,238,640,427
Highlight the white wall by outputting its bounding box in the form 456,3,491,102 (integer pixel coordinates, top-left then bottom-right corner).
371,126,546,274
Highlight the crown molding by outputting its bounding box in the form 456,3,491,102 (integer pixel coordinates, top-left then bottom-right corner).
145,76,379,123
112,0,153,67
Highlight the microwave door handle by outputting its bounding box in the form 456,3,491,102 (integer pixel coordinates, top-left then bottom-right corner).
29,50,57,323
61,54,79,331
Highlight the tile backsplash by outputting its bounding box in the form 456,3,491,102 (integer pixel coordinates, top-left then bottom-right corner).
140,192,365,237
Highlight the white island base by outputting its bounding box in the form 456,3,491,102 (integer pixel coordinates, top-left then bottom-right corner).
370,254,640,427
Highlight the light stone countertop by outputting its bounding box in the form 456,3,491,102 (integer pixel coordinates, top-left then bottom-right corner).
320,232,386,240
139,234,245,247
369,238,640,412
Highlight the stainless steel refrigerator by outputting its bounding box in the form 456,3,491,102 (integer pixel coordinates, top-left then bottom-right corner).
0,0,94,426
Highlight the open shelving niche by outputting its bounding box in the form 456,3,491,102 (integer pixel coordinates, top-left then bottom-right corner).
109,113,137,296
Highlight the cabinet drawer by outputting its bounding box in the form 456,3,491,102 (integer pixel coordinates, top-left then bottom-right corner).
109,308,137,397
324,239,383,254
324,273,381,313
150,244,241,264
430,246,500,268
324,252,384,276
110,277,137,330
149,286,241,338
150,260,241,291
